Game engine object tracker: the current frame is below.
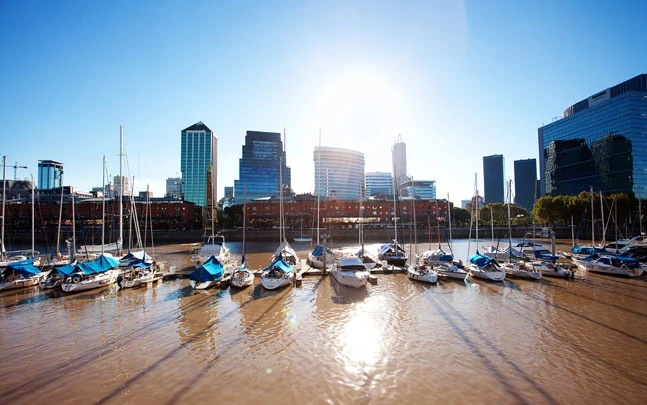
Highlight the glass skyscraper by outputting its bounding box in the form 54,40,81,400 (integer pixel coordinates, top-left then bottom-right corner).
37,160,63,190
538,73,647,197
314,146,365,200
233,131,290,205
180,121,217,207
483,154,504,204
513,158,537,213
366,171,393,197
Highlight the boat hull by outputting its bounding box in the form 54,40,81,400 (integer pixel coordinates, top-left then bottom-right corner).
406,266,438,283
260,273,294,290
231,269,254,288
332,269,370,288
435,264,468,280
61,270,118,293
572,259,644,277
468,267,506,281
0,275,42,291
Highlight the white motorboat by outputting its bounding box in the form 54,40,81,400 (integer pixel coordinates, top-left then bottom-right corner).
406,263,439,283
332,256,371,288
571,255,644,277
260,259,294,290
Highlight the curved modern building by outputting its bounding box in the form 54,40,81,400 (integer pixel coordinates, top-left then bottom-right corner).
538,74,647,197
314,146,365,200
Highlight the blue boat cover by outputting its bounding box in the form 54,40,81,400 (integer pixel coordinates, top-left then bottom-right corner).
131,261,152,269
5,257,35,267
379,242,404,255
262,258,292,273
571,246,606,255
76,254,120,275
468,253,495,268
5,262,41,276
54,264,76,276
595,255,640,268
311,245,324,256
190,256,224,282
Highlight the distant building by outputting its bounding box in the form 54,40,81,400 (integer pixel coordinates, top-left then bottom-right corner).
539,73,647,197
37,160,63,190
392,135,408,197
181,121,217,207
366,171,392,197
224,186,233,199
314,146,365,200
401,180,436,200
165,177,182,199
483,154,504,204
513,158,537,213
113,175,131,197
233,131,290,205
461,196,484,210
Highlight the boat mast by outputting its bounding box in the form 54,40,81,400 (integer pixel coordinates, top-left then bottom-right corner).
30,174,35,259
391,145,398,243
1,156,5,261
56,170,64,256
475,173,479,254
590,186,594,247
242,184,247,265
447,193,452,245
279,157,283,244
412,177,416,259
507,179,513,262
600,191,605,247
102,154,106,256
316,130,321,245
119,125,124,255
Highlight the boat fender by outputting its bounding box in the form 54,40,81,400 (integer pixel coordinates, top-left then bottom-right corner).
72,275,81,284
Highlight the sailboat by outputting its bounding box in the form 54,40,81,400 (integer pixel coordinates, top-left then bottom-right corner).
60,253,120,293
231,185,254,288
261,157,296,290
465,174,506,281
407,179,438,283
190,255,225,289
420,198,468,280
497,180,542,280
378,145,408,267
307,135,334,270
0,258,46,291
191,137,231,269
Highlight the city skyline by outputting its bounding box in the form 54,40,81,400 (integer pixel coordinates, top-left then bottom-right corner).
1,1,645,205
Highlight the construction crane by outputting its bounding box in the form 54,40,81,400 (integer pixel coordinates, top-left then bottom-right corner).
9,162,27,180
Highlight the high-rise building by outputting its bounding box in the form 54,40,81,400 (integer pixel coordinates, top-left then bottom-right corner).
314,146,365,200
539,73,647,197
181,121,217,207
233,131,290,205
37,160,63,190
483,154,504,204
402,180,436,200
392,135,408,197
113,175,131,196
165,177,182,199
366,172,392,197
513,158,537,213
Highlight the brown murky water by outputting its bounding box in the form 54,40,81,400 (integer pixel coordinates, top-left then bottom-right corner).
1,241,646,404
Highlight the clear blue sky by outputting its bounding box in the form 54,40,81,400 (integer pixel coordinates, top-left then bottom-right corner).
1,0,645,205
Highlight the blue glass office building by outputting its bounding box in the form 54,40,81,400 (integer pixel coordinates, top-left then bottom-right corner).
513,158,537,213
180,121,216,207
314,146,365,200
539,74,647,197
233,131,291,205
37,160,63,190
483,154,504,204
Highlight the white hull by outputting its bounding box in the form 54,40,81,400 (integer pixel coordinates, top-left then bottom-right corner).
435,264,468,280
332,269,370,288
500,263,542,280
0,275,42,291
120,272,155,288
528,261,573,278
61,270,118,293
406,266,439,283
190,279,221,289
468,266,506,281
260,272,294,290
307,254,333,270
231,269,254,288
572,259,644,277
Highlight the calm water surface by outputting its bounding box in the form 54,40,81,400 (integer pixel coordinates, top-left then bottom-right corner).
1,240,646,404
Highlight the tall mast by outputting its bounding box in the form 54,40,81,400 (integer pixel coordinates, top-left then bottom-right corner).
507,180,513,261
447,193,452,244
391,145,398,243
600,191,605,247
242,184,247,264
30,174,35,258
590,186,594,247
1,156,5,261
475,173,479,253
316,131,321,245
56,170,64,256
119,125,124,254
102,155,106,256
279,157,283,244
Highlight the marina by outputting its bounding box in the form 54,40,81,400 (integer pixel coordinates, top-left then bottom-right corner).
1,240,646,404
